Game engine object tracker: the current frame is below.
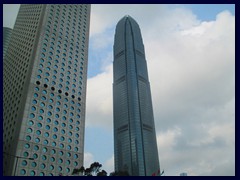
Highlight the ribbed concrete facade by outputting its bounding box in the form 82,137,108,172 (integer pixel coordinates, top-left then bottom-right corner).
113,15,160,176
3,4,90,176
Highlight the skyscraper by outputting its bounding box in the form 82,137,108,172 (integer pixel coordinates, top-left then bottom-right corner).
3,27,12,59
113,15,160,176
3,4,90,176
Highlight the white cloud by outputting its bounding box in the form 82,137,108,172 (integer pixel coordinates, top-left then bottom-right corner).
84,152,114,175
102,155,114,175
86,5,235,176
86,64,113,128
84,152,94,168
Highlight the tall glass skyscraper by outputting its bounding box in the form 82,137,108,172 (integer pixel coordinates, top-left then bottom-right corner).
113,15,160,176
3,4,90,176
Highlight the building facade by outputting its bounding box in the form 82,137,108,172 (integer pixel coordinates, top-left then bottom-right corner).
3,27,12,59
113,15,160,176
3,4,91,176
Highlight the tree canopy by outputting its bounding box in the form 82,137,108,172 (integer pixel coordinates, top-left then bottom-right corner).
72,162,107,176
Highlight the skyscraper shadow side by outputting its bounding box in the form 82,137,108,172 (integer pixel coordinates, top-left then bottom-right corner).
113,15,160,176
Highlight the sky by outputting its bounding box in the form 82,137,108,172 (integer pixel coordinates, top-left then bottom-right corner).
3,4,235,176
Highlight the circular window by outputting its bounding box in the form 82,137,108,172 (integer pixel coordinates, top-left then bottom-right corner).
22,160,27,166
74,147,78,152
29,113,35,119
53,134,57,139
31,106,36,111
50,165,54,170
36,130,41,135
47,111,52,116
34,145,39,151
42,155,47,161
30,170,35,176
45,125,50,130
66,168,70,173
74,161,78,166
41,163,46,169
60,136,65,141
25,143,30,149
59,151,63,156
43,147,48,153
28,120,34,126
37,123,42,128
35,138,40,143
46,118,51,123
31,162,37,167
23,152,29,157
27,128,33,133
50,157,55,162
33,153,38,159
66,160,70,165
74,154,78,159
51,149,56,155
26,135,31,141
38,116,43,120
59,143,64,149
58,158,63,164
58,166,62,172
39,109,44,114
67,145,71,150
39,172,45,176
61,129,65,134
52,141,56,147
32,100,37,104
44,140,49,145
20,169,26,175
44,132,49,137
67,152,71,157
